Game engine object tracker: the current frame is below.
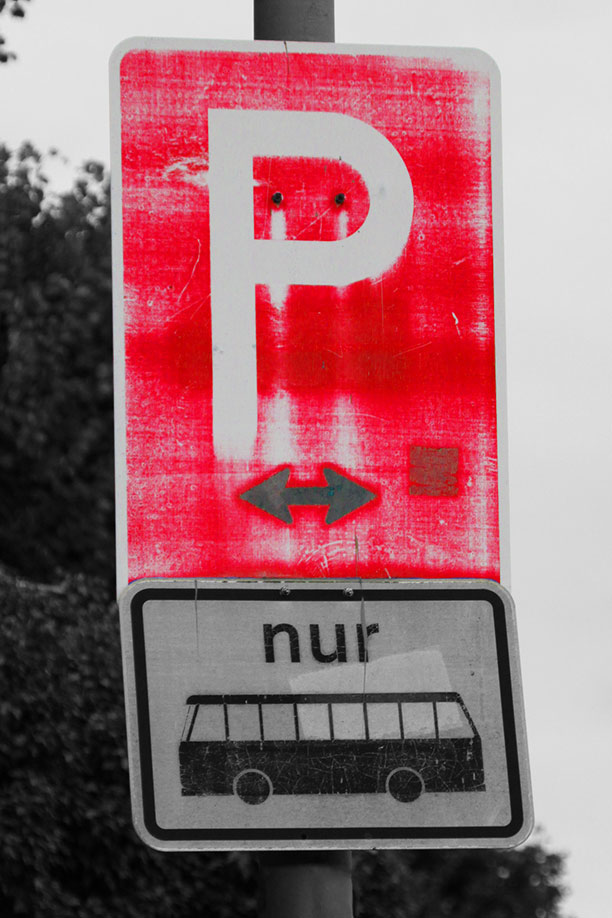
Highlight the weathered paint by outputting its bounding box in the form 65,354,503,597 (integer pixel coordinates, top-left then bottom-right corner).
112,41,506,589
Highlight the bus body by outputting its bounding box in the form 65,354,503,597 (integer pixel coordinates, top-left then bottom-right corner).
179,692,485,804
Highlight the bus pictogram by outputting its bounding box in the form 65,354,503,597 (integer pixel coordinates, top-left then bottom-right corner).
179,691,485,805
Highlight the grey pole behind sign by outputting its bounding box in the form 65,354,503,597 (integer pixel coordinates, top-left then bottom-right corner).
252,8,351,918
254,0,335,42
258,850,353,918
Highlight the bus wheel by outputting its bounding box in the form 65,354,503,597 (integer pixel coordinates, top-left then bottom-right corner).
233,769,272,805
386,767,424,803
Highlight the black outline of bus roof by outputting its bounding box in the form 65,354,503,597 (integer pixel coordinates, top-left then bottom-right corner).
186,691,477,710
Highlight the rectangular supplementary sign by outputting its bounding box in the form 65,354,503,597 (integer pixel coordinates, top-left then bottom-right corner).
118,579,532,850
110,39,509,591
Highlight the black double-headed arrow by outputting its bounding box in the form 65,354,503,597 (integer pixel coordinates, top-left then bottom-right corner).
240,467,375,524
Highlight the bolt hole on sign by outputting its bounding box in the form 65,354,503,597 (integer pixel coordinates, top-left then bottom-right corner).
110,40,508,592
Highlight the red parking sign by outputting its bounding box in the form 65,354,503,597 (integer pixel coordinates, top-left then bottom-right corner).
111,39,508,591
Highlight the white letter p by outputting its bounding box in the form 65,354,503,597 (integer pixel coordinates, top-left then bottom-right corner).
208,110,413,460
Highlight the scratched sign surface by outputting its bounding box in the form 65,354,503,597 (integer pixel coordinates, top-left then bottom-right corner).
118,579,532,849
111,40,507,590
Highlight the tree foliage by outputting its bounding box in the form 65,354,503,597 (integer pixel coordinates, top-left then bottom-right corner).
0,145,570,915
0,143,114,584
353,846,567,918
0,0,31,63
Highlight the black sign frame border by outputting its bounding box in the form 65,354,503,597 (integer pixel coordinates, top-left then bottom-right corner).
128,584,524,842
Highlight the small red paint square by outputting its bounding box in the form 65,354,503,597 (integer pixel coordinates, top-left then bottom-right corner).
409,447,459,497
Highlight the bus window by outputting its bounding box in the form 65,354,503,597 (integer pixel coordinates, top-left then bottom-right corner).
436,701,474,738
298,703,331,740
262,704,297,741
401,701,436,739
227,703,261,741
187,704,226,741
332,703,366,740
368,703,402,739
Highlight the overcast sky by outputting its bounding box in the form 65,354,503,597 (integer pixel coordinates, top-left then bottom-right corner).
2,3,611,917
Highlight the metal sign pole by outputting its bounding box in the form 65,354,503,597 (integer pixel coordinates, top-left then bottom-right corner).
254,0,335,41
251,9,350,918
258,850,353,918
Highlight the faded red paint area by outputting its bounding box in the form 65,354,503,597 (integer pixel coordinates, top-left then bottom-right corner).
118,48,500,583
